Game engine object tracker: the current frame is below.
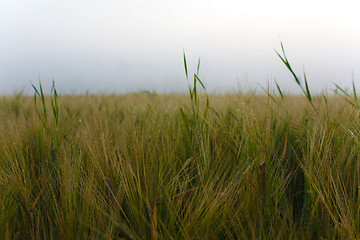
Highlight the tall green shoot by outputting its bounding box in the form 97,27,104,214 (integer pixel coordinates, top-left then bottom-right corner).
275,42,316,110
31,81,60,128
51,81,59,125
181,51,209,153
32,82,47,128
259,83,278,103
275,80,284,100
259,80,284,104
334,82,359,109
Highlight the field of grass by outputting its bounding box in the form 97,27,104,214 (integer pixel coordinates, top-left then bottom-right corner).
1,47,360,239
1,87,360,239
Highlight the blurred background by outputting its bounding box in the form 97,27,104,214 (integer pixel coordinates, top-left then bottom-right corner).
0,0,359,95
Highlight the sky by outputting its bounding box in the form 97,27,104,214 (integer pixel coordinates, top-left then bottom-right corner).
0,0,359,95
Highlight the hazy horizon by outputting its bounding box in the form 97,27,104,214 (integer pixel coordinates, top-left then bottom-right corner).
1,0,359,95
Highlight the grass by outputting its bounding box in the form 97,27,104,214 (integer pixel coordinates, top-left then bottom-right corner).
1,44,360,239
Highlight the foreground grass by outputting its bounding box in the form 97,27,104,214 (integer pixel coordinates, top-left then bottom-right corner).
1,92,360,239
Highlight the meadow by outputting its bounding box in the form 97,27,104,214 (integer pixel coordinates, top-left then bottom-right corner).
1,47,360,239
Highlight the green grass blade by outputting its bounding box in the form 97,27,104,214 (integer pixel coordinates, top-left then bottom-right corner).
304,73,312,102
31,83,40,96
275,42,302,86
51,81,59,125
334,84,350,97
352,80,357,101
344,98,358,109
196,58,201,75
274,50,289,70
188,86,193,100
31,83,39,105
38,82,47,121
194,74,206,90
259,84,277,103
275,81,284,99
304,73,316,110
183,50,188,80
193,74,197,103
323,93,328,105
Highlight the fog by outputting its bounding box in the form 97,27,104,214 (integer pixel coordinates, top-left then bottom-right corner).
1,0,359,95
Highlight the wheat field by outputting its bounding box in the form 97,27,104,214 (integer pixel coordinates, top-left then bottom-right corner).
1,48,360,239
1,87,360,239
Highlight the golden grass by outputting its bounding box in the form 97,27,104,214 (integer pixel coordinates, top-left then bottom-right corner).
0,92,360,239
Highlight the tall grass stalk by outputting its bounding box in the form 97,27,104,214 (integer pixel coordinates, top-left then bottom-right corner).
275,42,316,110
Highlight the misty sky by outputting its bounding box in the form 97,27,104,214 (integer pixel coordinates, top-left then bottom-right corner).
0,0,359,95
